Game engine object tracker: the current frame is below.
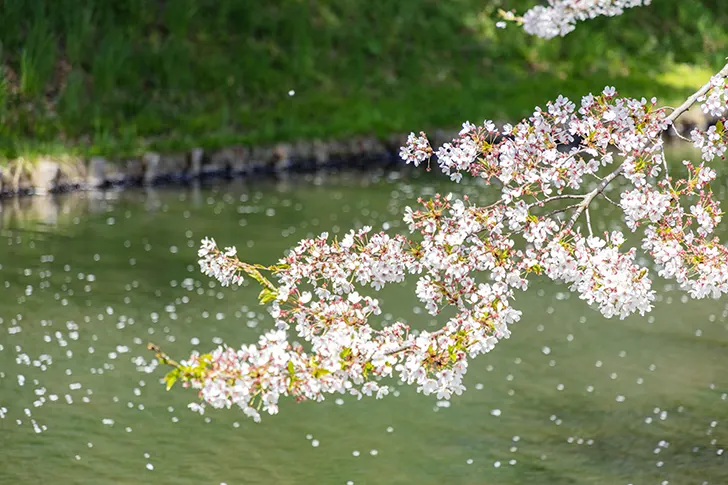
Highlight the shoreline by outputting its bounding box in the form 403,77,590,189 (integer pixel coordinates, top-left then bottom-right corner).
0,111,711,199
1,131,427,199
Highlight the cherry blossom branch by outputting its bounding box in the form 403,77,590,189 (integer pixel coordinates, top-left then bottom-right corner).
560,61,728,235
498,0,651,39
601,193,620,207
585,206,594,237
561,165,624,234
157,54,728,422
544,203,582,219
147,343,180,369
528,193,586,209
666,62,728,123
670,124,690,142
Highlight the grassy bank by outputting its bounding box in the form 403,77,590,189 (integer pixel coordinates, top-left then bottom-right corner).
0,0,727,162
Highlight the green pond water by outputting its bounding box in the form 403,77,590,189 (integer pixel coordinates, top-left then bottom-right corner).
0,165,726,485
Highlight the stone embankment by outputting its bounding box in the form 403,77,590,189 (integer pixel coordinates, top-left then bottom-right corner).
0,133,420,198
0,109,711,198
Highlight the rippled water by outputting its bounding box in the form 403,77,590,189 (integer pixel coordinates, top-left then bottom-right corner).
0,165,727,484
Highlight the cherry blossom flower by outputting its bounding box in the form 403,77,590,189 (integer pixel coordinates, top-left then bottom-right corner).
153,11,728,421
503,0,651,39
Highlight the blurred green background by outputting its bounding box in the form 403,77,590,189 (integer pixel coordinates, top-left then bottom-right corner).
0,0,726,159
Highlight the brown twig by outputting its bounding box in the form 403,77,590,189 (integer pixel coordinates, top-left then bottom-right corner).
147,342,181,368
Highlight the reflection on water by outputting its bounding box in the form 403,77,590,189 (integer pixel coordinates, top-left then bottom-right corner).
0,165,727,485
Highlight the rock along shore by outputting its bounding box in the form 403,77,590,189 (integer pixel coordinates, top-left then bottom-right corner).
1,133,424,198
0,109,710,199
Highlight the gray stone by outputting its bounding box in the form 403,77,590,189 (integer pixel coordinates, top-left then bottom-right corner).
330,140,346,158
207,149,229,176
143,152,160,186
293,140,312,160
87,157,107,188
60,156,86,188
361,136,383,154
376,137,388,154
274,143,292,171
159,154,186,177
230,146,249,174
125,159,145,182
248,147,266,171
293,141,313,169
189,148,204,178
348,138,368,164
313,139,330,166
32,159,61,195
105,160,126,184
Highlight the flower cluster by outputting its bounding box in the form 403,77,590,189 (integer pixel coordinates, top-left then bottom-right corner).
620,188,671,230
639,158,727,299
631,73,728,299
154,33,728,420
690,74,727,163
181,199,527,418
399,132,432,167
402,87,669,199
501,0,651,39
691,75,727,160
198,238,245,287
697,75,728,118
691,125,727,162
542,232,654,319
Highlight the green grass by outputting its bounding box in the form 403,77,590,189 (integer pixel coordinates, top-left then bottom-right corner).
0,0,727,161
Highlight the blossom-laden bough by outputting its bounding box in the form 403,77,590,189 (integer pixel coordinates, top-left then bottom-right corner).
149,2,728,422
498,0,651,39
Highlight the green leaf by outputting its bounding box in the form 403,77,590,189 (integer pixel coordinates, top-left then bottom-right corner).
164,368,181,390
312,368,331,379
287,360,297,390
258,287,277,305
362,361,374,378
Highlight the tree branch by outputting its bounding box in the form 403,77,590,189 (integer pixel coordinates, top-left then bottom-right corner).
528,194,586,209
559,61,728,236
666,62,728,124
585,206,594,237
601,192,620,207
560,165,623,234
544,203,581,219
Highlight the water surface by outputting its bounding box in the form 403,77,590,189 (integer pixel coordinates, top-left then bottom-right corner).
0,166,727,485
